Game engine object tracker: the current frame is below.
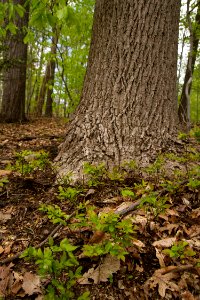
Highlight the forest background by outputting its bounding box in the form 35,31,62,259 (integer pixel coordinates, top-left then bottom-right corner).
0,0,199,125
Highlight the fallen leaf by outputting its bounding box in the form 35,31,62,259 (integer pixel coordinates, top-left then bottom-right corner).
85,189,95,197
191,207,200,219
78,254,120,284
0,212,12,223
22,272,41,295
0,263,14,296
160,224,179,234
0,170,12,177
132,215,148,227
181,291,196,300
135,264,144,272
144,268,179,298
187,225,200,238
4,242,13,254
153,237,176,248
118,279,125,289
89,230,105,244
182,198,191,207
155,247,166,268
0,246,4,255
132,239,145,248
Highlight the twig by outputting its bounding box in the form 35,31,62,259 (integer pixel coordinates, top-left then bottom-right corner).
115,179,189,217
160,264,196,275
0,212,75,265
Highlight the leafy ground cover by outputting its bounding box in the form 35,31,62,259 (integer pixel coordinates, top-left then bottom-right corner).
0,118,200,299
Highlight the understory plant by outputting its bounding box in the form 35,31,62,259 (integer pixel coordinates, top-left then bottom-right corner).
72,206,136,261
13,150,50,176
21,238,90,300
163,240,196,262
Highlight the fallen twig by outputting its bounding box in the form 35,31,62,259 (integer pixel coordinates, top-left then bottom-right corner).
0,212,75,265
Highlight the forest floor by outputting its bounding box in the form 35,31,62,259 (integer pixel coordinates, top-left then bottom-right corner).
0,118,200,300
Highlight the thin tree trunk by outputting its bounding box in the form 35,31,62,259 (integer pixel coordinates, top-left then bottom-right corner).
55,0,180,181
1,0,29,122
36,63,50,117
45,32,58,117
178,0,200,128
34,37,45,115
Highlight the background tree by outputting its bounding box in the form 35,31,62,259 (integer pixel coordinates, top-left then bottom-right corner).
178,0,200,129
1,0,29,122
55,0,181,181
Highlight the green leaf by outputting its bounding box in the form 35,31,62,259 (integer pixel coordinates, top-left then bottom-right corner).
60,239,78,252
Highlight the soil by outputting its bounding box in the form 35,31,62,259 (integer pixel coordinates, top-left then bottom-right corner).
0,118,200,300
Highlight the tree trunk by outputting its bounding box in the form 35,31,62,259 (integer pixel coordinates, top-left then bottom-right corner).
178,1,200,127
45,33,58,117
34,36,45,115
1,0,29,123
36,63,50,117
55,0,180,181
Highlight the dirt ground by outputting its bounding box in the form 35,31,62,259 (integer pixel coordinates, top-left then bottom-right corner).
0,118,200,299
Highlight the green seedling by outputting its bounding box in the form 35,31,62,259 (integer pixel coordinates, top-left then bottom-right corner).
107,166,126,181
178,132,188,140
0,176,9,192
39,204,69,225
13,150,50,176
83,162,106,186
21,238,89,300
73,206,136,261
187,178,200,189
121,189,135,199
58,186,81,202
163,241,196,261
140,192,170,216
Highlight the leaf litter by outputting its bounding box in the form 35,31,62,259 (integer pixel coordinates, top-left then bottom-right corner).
0,118,199,299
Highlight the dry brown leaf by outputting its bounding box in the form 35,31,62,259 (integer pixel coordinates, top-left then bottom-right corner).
181,291,196,300
11,271,23,294
155,248,166,268
78,254,120,284
132,239,145,248
135,264,144,272
89,230,105,244
132,215,148,228
0,246,4,255
0,170,12,177
0,263,13,296
191,207,200,219
0,212,12,223
165,209,179,216
187,225,200,238
144,269,179,298
160,224,179,234
4,242,13,254
22,272,41,295
153,237,176,248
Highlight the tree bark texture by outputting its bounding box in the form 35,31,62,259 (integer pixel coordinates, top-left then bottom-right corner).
55,0,180,181
1,0,29,122
178,1,200,127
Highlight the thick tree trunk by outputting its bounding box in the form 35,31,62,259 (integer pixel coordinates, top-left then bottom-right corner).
178,1,200,127
55,0,180,181
1,0,29,123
